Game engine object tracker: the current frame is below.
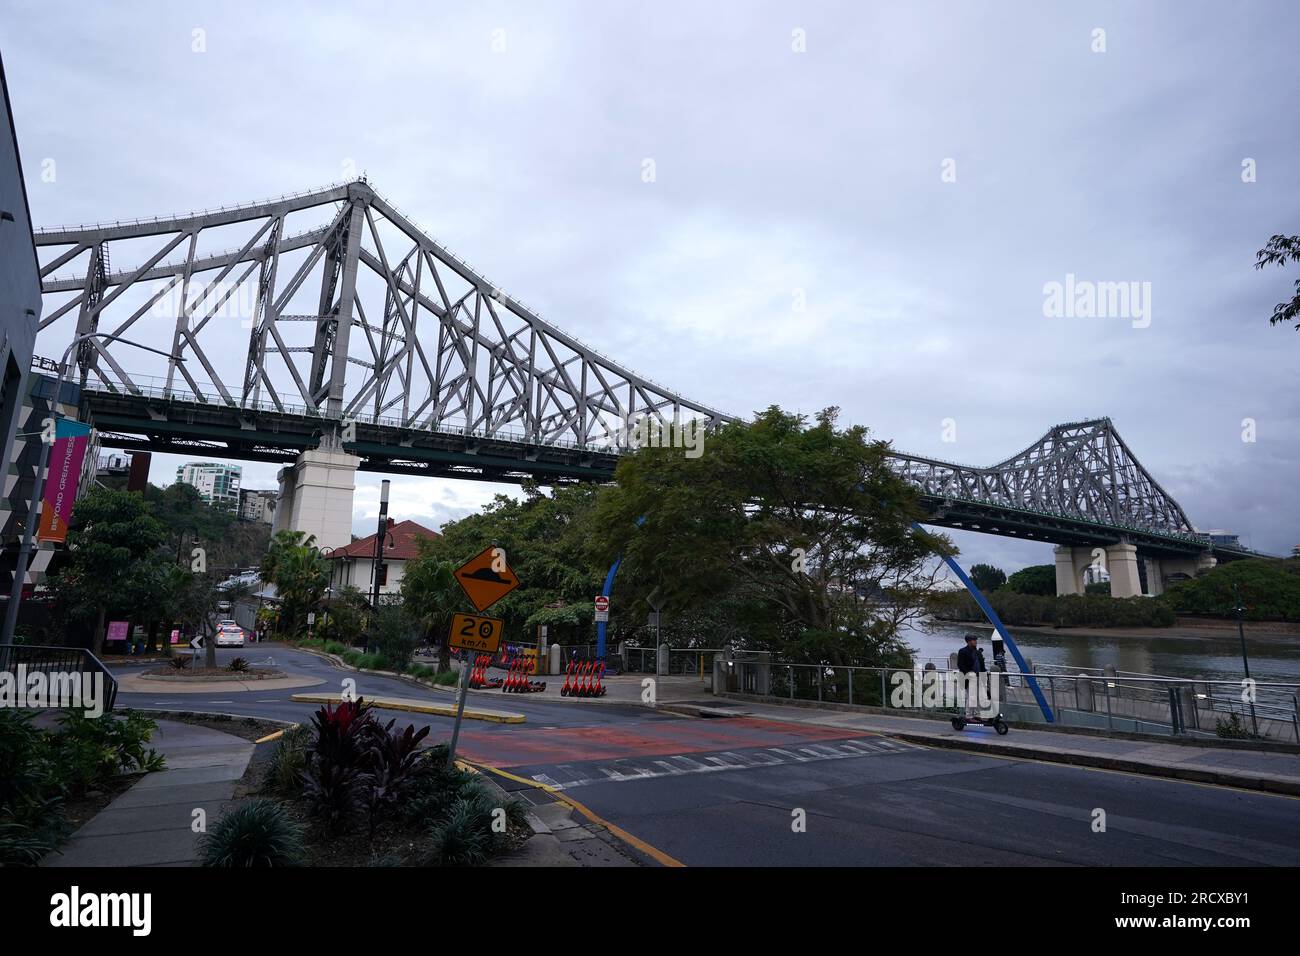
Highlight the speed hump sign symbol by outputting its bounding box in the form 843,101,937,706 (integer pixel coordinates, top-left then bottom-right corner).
448,612,504,653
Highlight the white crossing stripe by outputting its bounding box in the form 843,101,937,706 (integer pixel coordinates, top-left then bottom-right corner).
526,737,911,792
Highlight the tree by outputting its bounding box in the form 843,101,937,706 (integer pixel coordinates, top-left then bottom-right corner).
1004,564,1057,596
270,545,329,638
1255,234,1300,330
49,488,169,655
968,563,1006,593
588,406,951,667
418,483,605,642
260,529,315,594
399,551,467,673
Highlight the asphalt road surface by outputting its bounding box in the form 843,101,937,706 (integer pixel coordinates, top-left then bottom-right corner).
113,644,1300,867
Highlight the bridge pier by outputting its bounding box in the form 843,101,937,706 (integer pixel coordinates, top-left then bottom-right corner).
1055,545,1216,598
271,439,359,550
1105,543,1142,598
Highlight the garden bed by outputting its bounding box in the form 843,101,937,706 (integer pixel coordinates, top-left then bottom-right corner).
197,699,532,867
140,666,285,680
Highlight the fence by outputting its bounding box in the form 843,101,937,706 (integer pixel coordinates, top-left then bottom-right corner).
717,660,1300,743
0,643,119,713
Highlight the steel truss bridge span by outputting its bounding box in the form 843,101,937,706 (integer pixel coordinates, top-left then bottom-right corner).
34,181,1255,560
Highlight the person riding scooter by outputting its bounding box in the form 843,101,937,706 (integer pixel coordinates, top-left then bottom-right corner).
957,634,984,717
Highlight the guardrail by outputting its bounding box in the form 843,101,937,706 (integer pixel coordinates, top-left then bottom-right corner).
717,660,1300,742
0,644,119,713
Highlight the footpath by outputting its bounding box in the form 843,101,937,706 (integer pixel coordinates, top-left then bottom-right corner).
42,719,255,867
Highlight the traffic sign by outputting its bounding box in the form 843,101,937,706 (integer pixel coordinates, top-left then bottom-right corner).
189,634,205,650
594,595,609,622
453,546,520,612
448,612,504,653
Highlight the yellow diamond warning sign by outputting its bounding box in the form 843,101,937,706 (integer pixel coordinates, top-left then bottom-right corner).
453,546,520,612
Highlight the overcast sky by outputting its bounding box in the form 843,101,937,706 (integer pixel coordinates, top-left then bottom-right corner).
5,0,1298,571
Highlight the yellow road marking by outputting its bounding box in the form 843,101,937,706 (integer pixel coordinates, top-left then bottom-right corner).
467,760,686,868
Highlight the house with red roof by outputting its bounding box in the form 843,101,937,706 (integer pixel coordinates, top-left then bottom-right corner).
325,518,441,600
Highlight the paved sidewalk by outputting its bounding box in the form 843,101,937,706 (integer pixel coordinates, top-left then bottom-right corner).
42,720,255,867
716,696,1300,796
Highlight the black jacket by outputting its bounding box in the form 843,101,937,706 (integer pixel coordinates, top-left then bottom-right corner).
957,645,984,674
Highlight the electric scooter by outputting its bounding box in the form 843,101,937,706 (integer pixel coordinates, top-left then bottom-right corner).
950,711,1009,735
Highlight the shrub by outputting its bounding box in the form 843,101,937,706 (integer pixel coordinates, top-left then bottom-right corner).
434,670,460,686
0,821,64,867
199,799,306,867
1215,713,1262,740
169,655,192,670
262,725,310,796
0,710,66,866
362,721,431,836
341,650,362,667
423,798,490,866
49,711,165,796
371,604,422,673
227,657,250,673
324,641,347,656
408,664,434,681
299,699,376,831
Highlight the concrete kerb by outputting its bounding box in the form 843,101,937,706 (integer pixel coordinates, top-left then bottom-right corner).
289,692,525,724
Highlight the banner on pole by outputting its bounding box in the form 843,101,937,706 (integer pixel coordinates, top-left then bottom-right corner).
37,419,92,543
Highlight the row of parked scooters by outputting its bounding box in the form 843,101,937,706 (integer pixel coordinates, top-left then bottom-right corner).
465,653,607,697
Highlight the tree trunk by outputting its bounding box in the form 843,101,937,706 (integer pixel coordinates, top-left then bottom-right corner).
438,633,450,674
93,606,106,657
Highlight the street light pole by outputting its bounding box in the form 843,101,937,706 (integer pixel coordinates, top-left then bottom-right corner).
1233,582,1259,737
1,333,186,647
371,479,390,613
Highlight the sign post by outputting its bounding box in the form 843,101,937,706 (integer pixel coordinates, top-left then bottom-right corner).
446,547,518,766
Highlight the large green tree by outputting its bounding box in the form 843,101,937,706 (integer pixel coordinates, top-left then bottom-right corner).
588,406,950,667
1003,564,1057,596
50,488,169,655
414,483,605,646
969,563,1007,593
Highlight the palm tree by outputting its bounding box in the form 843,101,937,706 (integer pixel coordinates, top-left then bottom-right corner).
275,545,330,637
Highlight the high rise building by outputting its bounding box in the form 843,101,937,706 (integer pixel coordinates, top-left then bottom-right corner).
176,461,242,512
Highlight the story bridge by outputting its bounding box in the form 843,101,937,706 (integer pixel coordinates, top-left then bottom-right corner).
32,180,1258,596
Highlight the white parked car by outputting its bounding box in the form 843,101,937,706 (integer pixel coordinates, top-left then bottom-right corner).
215,621,245,647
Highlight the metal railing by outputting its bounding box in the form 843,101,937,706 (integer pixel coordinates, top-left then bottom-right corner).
0,644,119,713
718,660,1300,743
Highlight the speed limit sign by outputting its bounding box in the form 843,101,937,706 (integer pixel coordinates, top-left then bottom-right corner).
448,612,504,653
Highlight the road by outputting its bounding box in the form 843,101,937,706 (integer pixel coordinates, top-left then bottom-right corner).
113,644,1300,867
